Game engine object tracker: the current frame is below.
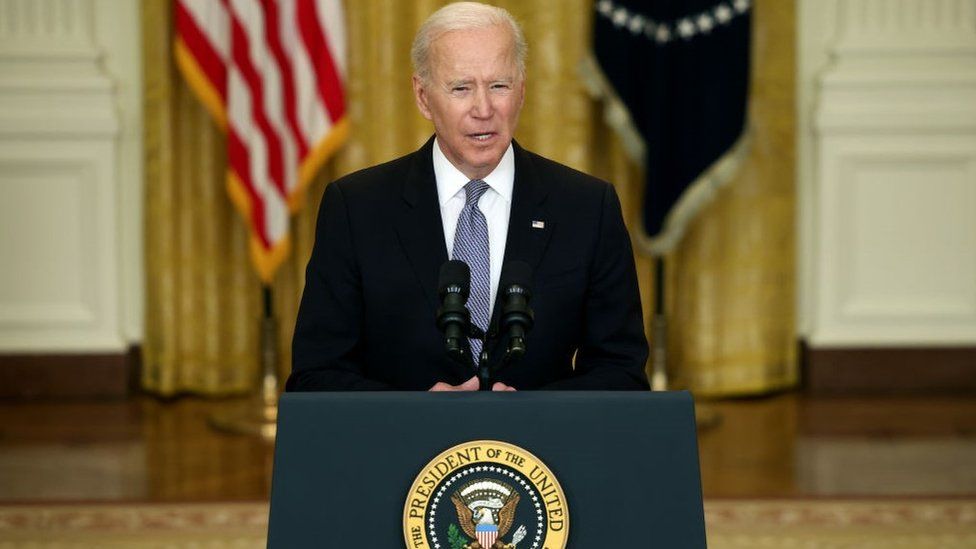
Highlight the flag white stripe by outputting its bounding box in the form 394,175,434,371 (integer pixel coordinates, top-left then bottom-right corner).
228,68,271,214
231,0,298,195
228,69,288,243
317,0,347,77
289,1,331,146
181,0,230,60
265,180,289,241
279,0,329,155
274,0,301,154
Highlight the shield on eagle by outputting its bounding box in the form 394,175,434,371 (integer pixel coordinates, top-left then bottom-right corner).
476,523,498,547
452,479,520,548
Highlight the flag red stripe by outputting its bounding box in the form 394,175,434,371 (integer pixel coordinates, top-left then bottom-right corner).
228,9,287,197
175,1,227,99
260,0,309,160
297,0,346,123
228,128,270,248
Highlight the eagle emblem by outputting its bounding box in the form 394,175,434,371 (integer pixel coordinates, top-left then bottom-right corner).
403,440,568,549
450,479,527,549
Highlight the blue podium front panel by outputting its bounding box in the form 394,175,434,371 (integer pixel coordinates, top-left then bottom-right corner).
268,391,705,548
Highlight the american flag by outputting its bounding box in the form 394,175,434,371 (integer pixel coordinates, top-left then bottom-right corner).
174,0,348,282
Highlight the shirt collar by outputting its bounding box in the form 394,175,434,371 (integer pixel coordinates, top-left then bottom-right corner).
433,137,515,207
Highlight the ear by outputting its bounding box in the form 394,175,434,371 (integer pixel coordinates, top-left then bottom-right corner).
413,75,433,121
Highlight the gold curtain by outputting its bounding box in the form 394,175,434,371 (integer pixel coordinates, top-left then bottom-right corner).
666,0,797,396
142,0,795,397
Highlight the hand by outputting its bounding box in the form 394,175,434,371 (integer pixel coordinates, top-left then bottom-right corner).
491,382,516,391
429,376,480,392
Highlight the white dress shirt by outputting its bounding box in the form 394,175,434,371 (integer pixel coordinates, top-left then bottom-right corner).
433,138,514,318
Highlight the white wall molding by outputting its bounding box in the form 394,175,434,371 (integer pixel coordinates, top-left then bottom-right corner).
0,0,97,44
0,0,118,138
832,0,976,54
0,0,102,81
0,0,142,353
800,0,976,347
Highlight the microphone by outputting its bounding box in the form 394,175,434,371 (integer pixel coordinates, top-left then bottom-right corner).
437,260,471,363
500,261,534,362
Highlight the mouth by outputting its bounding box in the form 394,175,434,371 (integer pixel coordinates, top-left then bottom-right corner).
467,132,497,143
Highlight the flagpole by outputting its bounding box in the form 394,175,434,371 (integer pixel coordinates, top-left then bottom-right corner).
259,285,280,407
650,256,668,391
209,284,280,440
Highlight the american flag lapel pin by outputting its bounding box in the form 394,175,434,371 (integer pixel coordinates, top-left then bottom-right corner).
531,220,545,229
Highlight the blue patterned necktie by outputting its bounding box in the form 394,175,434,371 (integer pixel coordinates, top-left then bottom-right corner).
452,179,491,363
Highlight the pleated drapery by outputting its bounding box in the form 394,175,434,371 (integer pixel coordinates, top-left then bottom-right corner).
141,0,796,397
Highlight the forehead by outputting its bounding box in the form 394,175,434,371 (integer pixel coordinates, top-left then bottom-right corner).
428,24,518,78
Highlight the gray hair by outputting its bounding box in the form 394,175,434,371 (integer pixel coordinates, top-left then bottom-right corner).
411,2,527,84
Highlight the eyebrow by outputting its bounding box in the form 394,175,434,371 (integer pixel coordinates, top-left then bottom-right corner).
445,77,515,87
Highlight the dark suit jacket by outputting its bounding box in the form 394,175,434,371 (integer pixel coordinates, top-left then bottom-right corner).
287,137,648,391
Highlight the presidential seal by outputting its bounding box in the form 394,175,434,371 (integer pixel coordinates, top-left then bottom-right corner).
403,440,569,549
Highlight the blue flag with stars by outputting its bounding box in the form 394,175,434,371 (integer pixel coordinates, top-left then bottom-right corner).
583,0,751,254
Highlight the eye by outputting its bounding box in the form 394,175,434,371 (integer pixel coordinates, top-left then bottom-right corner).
452,85,470,93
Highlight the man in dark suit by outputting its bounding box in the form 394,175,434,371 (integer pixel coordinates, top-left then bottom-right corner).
287,2,648,391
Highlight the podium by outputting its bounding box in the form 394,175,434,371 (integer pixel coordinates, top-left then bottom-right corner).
268,391,705,548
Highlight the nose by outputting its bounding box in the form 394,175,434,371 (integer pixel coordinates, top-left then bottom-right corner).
471,86,493,119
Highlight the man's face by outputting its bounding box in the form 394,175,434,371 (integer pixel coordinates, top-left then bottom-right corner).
413,24,525,181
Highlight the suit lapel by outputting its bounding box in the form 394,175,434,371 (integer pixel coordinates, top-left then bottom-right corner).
488,142,553,359
394,137,448,313
504,141,553,268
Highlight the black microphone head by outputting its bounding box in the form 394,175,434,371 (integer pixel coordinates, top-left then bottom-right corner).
504,261,533,296
438,260,470,299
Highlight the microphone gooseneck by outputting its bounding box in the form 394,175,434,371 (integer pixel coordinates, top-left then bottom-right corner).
436,260,471,363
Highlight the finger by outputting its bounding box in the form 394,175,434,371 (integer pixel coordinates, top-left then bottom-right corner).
459,376,480,391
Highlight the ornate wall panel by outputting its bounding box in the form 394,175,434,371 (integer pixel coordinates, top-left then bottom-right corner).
0,0,129,351
801,0,976,346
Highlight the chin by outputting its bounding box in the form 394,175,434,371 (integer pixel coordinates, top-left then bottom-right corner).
466,148,505,168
